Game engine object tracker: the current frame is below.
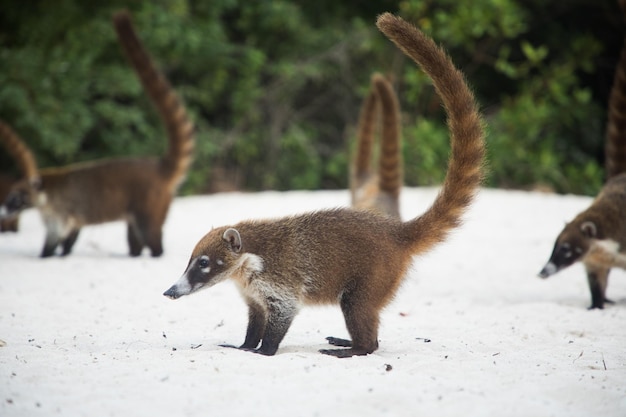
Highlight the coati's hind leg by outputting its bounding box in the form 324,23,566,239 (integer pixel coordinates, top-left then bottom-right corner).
585,264,612,309
134,205,167,257
127,212,164,257
61,228,81,256
321,290,380,358
145,226,163,257
127,221,145,257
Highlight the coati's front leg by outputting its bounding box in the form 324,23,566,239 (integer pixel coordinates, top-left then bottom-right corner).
61,228,81,256
254,298,298,356
221,299,266,350
585,264,611,309
41,226,63,257
220,297,296,355
41,226,81,257
41,236,60,257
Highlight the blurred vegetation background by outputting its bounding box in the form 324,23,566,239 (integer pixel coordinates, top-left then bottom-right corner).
0,0,623,195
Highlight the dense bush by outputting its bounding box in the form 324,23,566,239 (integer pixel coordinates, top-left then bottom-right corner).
0,0,622,195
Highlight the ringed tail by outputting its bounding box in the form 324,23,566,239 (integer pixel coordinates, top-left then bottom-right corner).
376,13,485,254
0,120,40,184
353,76,380,185
604,0,626,179
372,73,402,198
112,10,195,191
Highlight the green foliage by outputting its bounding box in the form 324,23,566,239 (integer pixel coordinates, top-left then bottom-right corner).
0,0,622,196
394,0,618,194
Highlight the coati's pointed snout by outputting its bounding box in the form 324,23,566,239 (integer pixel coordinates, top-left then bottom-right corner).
538,262,557,279
163,285,181,299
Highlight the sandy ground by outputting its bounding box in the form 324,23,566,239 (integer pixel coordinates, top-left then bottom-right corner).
1,187,625,417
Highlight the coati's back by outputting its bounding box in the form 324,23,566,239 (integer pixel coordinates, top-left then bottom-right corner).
351,73,402,218
196,210,410,305
38,157,164,224
568,174,626,246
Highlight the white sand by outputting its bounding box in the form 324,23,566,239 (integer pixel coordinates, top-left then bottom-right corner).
1,187,625,417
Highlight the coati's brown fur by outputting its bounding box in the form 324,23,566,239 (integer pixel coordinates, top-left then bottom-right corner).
539,1,626,308
350,73,403,218
0,174,19,232
0,11,194,257
163,13,485,357
0,120,40,233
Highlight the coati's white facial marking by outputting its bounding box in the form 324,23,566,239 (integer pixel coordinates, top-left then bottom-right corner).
561,243,573,259
164,253,265,300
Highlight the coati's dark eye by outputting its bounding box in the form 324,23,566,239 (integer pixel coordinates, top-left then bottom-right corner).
198,258,209,269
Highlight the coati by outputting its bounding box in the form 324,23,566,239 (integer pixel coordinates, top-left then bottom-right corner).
163,13,485,357
0,11,194,257
350,73,403,218
538,4,626,309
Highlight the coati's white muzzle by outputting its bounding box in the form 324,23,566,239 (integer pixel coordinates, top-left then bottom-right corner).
538,262,558,278
163,274,195,300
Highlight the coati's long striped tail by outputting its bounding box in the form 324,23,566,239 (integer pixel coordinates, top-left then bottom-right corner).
605,0,626,179
352,76,379,191
372,73,402,199
0,120,40,185
112,10,195,191
376,14,485,255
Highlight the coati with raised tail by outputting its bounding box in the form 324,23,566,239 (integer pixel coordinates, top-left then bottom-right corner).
538,2,626,309
350,73,403,218
0,11,194,257
163,13,485,358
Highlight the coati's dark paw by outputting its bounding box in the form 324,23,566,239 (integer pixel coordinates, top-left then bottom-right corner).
325,336,352,347
251,348,276,356
587,304,604,310
319,348,370,358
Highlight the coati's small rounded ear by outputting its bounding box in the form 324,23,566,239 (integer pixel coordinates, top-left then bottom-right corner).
580,221,597,238
223,228,242,253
